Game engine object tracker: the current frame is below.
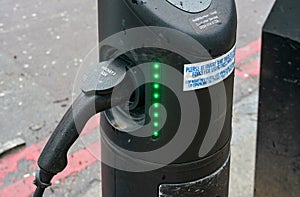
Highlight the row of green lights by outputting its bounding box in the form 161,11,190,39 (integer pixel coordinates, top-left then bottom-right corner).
152,62,161,139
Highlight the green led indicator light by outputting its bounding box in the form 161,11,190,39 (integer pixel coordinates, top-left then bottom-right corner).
153,112,159,118
153,93,160,99
153,73,160,79
153,103,159,108
153,63,160,69
153,131,160,138
153,83,160,89
153,122,159,127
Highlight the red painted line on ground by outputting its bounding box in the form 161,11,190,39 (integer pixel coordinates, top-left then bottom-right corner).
53,143,100,181
0,176,35,197
236,38,261,64
81,114,100,136
235,58,261,79
0,144,41,187
0,142,100,197
0,114,100,186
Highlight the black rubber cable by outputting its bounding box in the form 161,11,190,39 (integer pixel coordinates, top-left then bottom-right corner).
32,88,130,197
32,187,45,197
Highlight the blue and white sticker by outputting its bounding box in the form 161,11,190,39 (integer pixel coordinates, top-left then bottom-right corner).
183,46,236,91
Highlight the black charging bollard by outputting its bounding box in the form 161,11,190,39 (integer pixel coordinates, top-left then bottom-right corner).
99,1,237,196
33,1,237,196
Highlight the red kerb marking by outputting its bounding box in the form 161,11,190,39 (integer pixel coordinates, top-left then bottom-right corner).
0,142,100,197
235,58,261,79
0,114,100,186
236,38,261,64
0,144,41,186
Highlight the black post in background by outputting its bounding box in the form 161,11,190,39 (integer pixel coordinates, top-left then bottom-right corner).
255,0,300,196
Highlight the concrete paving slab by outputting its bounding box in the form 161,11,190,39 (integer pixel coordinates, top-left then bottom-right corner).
230,89,259,197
